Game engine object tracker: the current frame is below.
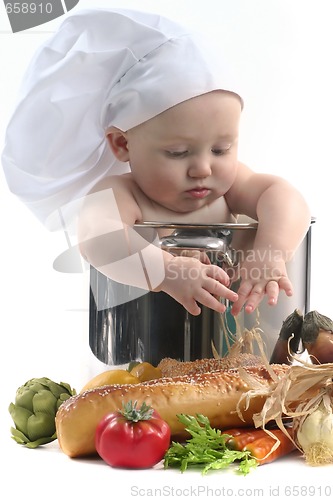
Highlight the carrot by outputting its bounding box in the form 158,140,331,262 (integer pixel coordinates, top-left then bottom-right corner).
224,428,271,451
244,429,296,465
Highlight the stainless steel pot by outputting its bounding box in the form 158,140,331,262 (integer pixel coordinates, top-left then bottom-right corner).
89,219,315,366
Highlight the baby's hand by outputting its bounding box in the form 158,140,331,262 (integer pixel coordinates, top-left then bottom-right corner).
230,257,293,316
157,256,238,316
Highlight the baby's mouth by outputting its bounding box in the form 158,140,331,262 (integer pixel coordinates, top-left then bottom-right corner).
186,187,210,199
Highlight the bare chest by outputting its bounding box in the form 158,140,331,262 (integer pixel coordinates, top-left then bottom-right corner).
135,192,236,237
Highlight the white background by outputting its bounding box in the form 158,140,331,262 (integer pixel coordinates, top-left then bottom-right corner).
1,1,332,497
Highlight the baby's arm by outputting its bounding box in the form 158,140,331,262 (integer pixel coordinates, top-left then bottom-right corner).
225,162,311,315
78,176,238,316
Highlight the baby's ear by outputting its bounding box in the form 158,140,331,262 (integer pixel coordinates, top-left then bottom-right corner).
106,127,129,162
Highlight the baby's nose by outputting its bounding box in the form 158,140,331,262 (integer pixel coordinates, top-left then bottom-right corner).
188,156,212,178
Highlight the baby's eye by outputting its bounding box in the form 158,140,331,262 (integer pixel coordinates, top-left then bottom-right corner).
165,150,188,158
211,146,231,156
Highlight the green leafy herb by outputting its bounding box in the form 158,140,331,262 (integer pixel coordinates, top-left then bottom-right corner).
164,414,258,475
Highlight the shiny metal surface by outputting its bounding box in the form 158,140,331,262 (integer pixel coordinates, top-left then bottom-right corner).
89,220,315,366
159,227,237,267
135,221,259,230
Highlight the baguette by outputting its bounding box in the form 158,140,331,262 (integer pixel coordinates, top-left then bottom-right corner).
56,364,289,457
157,353,261,378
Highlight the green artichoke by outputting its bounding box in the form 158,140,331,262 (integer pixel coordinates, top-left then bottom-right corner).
8,377,76,448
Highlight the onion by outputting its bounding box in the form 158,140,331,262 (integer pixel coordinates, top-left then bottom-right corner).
295,394,333,465
270,309,304,364
301,311,333,364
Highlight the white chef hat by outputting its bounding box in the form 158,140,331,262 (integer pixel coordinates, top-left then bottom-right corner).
2,8,242,231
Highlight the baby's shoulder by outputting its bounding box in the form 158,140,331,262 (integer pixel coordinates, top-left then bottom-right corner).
91,173,133,192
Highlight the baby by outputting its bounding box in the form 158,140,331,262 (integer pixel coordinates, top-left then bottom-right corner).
2,8,311,317
78,89,310,317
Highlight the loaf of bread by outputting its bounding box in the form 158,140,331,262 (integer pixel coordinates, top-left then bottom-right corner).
55,364,289,457
157,353,262,378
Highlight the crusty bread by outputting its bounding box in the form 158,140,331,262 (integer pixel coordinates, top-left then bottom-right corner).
157,353,262,378
55,364,288,457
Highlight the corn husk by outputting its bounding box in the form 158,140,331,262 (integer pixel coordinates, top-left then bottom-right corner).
216,309,333,464
213,308,269,359
236,355,333,465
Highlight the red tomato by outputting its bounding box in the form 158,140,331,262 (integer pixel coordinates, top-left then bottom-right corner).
95,400,171,468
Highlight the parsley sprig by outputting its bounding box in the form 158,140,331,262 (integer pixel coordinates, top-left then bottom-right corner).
164,414,258,475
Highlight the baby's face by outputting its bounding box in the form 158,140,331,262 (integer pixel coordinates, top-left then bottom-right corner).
126,90,241,213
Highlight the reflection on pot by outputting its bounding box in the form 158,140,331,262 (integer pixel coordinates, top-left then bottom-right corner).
89,219,315,366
